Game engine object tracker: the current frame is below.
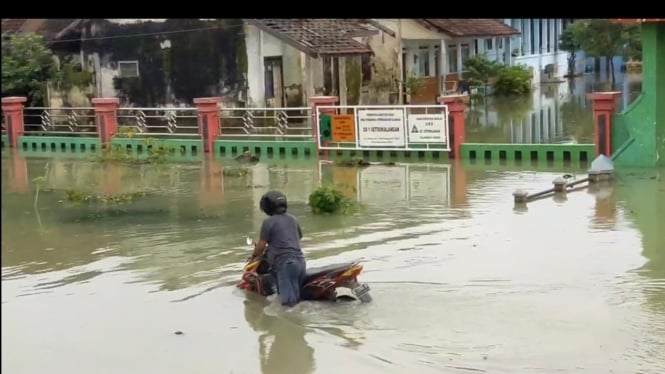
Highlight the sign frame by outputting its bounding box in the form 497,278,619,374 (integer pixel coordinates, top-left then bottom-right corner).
316,105,450,152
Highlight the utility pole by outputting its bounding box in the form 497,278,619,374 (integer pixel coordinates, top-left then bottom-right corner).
396,19,404,105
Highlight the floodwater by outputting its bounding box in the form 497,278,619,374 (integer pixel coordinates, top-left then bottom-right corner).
2,153,664,374
465,72,643,144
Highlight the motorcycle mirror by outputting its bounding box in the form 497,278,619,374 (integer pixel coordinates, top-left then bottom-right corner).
246,237,254,246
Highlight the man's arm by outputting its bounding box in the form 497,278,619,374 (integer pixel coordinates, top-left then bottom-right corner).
297,223,303,239
251,219,271,258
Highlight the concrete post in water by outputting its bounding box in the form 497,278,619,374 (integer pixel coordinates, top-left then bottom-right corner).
586,92,621,157
513,189,529,211
194,97,222,154
439,94,467,160
309,96,339,153
513,189,529,203
92,98,119,146
553,176,567,193
1,96,27,148
588,154,615,183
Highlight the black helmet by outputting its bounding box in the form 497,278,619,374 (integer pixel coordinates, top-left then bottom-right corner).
260,190,288,216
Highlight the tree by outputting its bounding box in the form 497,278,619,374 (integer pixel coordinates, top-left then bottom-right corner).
1,33,61,106
558,25,582,78
565,19,642,87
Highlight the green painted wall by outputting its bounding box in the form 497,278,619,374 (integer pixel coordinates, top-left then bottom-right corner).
612,22,665,167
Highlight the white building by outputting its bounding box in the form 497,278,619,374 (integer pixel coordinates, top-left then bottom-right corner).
496,19,574,85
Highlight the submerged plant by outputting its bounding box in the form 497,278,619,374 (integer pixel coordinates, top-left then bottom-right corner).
308,184,358,215
222,166,250,177
64,189,150,204
334,157,370,168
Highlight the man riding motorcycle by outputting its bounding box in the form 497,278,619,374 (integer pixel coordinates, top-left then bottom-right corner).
250,190,307,307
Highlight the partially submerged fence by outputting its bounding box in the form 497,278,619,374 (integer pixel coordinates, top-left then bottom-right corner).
1,94,606,165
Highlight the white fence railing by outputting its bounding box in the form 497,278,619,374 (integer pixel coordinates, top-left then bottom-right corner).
218,107,313,139
316,105,450,152
23,107,97,135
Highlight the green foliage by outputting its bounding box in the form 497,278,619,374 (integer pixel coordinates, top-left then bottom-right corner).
1,33,62,106
464,54,502,86
59,59,94,90
493,65,533,96
345,57,362,105
568,19,641,60
405,74,424,95
564,19,642,84
308,184,357,215
64,189,150,204
222,166,250,177
559,26,581,77
94,134,175,165
463,54,532,97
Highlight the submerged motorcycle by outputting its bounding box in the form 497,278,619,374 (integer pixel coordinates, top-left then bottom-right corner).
236,238,372,303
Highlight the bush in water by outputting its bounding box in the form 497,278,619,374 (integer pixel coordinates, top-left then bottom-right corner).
493,65,533,96
308,184,357,215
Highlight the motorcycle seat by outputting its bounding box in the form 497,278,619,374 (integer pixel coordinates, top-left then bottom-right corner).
304,262,357,282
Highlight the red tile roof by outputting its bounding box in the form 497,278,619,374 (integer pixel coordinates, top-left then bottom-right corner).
244,19,377,57
416,19,520,38
1,19,28,34
614,19,665,23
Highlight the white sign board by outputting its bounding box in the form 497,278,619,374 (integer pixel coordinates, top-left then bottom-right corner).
408,166,450,204
357,109,406,147
358,165,408,204
407,113,447,144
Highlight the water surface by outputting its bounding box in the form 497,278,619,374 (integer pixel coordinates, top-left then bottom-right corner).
2,155,664,373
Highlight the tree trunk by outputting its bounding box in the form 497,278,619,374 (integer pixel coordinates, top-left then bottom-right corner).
608,56,616,88
567,52,576,77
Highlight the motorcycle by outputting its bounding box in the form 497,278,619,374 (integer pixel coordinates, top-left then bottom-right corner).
236,237,372,303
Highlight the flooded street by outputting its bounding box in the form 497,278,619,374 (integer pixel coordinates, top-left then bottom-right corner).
2,154,664,373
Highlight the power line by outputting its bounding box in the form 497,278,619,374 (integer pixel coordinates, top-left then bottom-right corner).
43,23,245,45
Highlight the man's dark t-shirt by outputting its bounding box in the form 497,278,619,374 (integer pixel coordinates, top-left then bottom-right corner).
260,213,304,267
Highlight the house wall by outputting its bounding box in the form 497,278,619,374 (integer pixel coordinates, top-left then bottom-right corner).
244,23,324,107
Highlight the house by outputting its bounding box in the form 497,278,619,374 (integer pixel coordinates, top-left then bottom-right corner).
366,19,521,104
243,19,384,108
3,19,383,109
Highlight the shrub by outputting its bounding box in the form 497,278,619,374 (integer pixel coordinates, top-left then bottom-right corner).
308,184,357,215
493,65,533,96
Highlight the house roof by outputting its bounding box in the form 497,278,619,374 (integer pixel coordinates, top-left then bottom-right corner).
244,19,377,57
1,19,82,40
614,18,665,23
2,19,28,33
415,19,520,38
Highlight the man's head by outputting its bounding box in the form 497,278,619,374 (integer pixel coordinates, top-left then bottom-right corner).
260,190,288,216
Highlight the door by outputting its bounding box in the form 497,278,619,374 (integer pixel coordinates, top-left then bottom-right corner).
264,56,285,107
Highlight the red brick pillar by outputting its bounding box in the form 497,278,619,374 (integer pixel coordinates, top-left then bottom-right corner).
440,95,467,160
309,95,339,153
92,98,120,146
586,92,621,157
194,97,221,154
2,96,27,148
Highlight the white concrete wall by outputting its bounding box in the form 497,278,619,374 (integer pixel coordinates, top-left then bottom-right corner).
244,23,326,107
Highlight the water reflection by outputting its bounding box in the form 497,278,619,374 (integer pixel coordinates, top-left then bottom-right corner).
466,72,642,144
244,297,315,374
2,155,665,373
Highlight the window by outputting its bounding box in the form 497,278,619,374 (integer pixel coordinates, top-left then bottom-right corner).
530,19,536,54
118,61,139,78
497,38,503,49
485,38,493,50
